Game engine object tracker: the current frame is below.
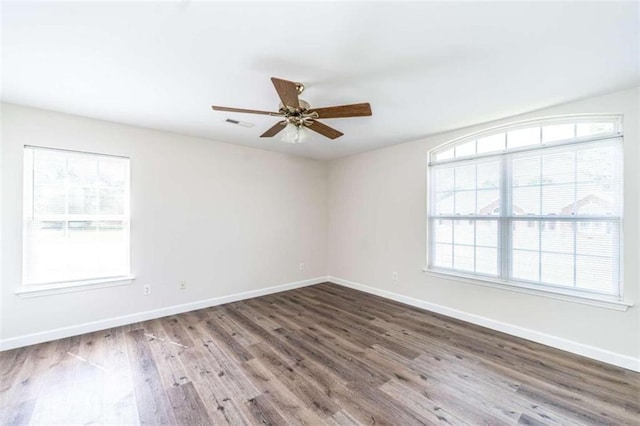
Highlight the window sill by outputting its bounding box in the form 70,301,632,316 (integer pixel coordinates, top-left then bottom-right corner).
15,276,135,298
422,268,632,311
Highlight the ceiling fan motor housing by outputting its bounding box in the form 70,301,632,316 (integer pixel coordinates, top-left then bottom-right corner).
279,99,317,127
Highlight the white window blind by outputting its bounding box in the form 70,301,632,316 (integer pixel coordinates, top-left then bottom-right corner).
23,146,130,286
428,116,623,300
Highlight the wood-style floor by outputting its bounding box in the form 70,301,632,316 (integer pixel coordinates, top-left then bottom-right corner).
1,283,639,425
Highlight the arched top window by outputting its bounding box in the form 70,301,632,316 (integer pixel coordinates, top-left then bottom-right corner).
430,115,622,164
426,115,624,305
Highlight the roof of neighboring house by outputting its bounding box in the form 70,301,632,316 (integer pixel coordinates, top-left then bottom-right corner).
435,191,614,216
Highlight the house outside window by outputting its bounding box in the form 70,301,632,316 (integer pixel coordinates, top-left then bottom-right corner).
427,116,623,302
22,146,131,289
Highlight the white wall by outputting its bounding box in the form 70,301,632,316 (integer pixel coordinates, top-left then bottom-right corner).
0,103,328,343
2,88,639,370
327,87,640,364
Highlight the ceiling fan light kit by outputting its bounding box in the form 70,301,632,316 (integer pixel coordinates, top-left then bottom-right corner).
211,77,372,142
280,123,309,144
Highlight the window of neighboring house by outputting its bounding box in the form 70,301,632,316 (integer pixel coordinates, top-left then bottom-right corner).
427,116,623,301
22,146,131,288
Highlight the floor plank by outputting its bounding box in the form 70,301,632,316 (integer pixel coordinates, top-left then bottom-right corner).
125,329,177,424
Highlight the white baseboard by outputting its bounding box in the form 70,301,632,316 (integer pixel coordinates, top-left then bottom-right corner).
328,276,640,373
0,276,329,351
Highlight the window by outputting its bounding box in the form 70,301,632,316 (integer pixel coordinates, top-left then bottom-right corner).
23,146,130,287
427,116,623,301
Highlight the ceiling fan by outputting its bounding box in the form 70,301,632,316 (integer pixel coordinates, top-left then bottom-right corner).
211,77,372,141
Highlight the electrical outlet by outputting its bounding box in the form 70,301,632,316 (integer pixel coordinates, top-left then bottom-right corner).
299,262,305,271
143,284,152,295
392,272,398,281
179,281,187,290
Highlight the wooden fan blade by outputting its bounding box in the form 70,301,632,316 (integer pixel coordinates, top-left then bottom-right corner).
305,120,344,140
260,121,287,138
310,103,372,119
271,77,300,109
212,106,280,116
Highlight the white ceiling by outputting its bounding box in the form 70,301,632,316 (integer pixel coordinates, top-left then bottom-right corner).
2,1,638,160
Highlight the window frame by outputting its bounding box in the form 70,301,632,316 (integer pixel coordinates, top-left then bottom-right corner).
425,115,629,309
20,145,134,294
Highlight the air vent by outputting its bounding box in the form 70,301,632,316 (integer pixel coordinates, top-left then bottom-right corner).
225,118,254,128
